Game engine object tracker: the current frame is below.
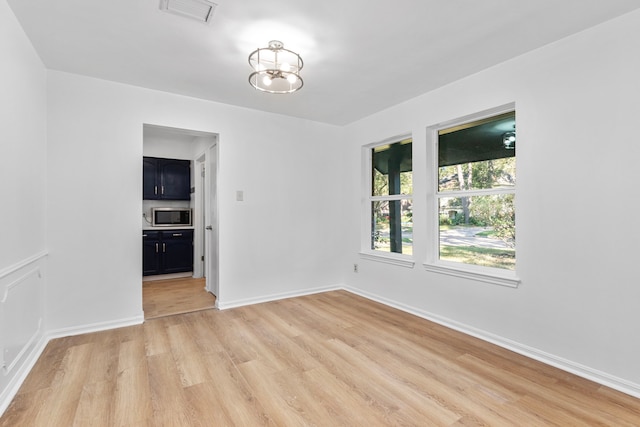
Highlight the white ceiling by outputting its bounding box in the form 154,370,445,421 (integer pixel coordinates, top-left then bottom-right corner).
8,0,640,125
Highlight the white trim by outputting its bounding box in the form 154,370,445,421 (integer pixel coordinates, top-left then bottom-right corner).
46,314,145,340
359,251,415,268
361,133,413,256
216,284,342,310
204,141,220,299
0,251,48,280
1,268,44,373
429,103,516,133
426,104,517,284
2,283,640,418
1,319,42,375
423,262,520,288
0,253,48,416
370,194,413,202
438,187,515,198
343,286,640,399
0,313,144,417
1,267,41,304
0,334,48,416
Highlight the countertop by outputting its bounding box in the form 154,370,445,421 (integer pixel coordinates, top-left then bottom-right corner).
143,226,194,232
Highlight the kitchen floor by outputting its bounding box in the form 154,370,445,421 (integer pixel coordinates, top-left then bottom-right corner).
143,277,216,319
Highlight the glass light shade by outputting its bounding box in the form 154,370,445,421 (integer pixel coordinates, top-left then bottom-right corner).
503,131,516,150
248,40,304,94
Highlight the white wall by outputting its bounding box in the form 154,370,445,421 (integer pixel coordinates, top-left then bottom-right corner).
4,0,640,410
343,10,640,395
0,0,47,266
45,71,345,330
0,0,48,413
143,129,211,159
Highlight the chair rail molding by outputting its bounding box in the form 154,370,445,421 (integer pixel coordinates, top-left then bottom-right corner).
0,251,48,417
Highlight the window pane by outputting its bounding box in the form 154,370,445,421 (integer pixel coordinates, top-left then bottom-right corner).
438,111,515,192
372,139,412,196
371,200,413,254
438,194,515,270
438,157,515,192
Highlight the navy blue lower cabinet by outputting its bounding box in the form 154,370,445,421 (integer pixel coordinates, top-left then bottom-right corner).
143,230,193,276
161,230,194,274
142,231,161,276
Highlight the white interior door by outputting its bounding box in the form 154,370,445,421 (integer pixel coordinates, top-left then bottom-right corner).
192,156,205,279
204,143,219,298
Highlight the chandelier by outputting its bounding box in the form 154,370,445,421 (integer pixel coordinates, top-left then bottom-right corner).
248,40,303,94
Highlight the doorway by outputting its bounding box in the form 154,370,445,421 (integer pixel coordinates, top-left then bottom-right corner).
143,277,215,319
142,124,219,318
195,142,219,300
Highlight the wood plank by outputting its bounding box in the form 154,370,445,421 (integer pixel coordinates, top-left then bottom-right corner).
2,290,640,426
113,339,152,426
72,380,116,427
143,277,215,319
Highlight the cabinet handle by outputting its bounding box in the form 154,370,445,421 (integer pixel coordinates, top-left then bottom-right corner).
161,186,165,195
143,234,147,237
154,185,158,195
163,243,166,253
172,233,182,237
155,243,159,253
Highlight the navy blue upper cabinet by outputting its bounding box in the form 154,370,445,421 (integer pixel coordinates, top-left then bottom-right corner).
142,157,159,199
143,157,191,200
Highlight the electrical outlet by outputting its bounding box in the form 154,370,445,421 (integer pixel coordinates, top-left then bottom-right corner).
353,263,358,273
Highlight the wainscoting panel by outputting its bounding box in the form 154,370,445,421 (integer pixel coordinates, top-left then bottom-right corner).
1,268,43,373
0,252,47,415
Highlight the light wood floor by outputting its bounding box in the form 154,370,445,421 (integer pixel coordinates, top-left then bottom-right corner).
143,277,216,319
2,290,639,426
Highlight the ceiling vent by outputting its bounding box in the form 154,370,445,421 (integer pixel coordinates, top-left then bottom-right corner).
159,0,217,24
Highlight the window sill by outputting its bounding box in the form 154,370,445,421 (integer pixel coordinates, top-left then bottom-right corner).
359,251,415,268
422,262,520,288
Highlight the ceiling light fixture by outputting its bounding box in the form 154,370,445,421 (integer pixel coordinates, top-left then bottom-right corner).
502,131,516,150
248,40,303,94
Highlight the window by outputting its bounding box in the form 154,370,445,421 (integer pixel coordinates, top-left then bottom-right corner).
427,108,518,285
368,138,413,255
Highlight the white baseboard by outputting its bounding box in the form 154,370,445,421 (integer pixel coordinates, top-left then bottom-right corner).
0,334,48,416
3,283,638,419
217,283,640,398
46,314,145,340
344,285,640,399
0,313,144,417
0,252,48,417
216,284,343,310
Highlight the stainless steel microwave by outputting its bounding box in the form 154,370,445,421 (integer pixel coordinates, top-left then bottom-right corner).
151,208,192,227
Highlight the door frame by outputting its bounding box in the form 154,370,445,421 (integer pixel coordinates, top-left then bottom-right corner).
203,142,219,300
143,123,219,301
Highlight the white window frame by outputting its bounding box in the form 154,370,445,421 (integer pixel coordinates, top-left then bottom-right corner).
423,104,520,287
360,134,415,268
